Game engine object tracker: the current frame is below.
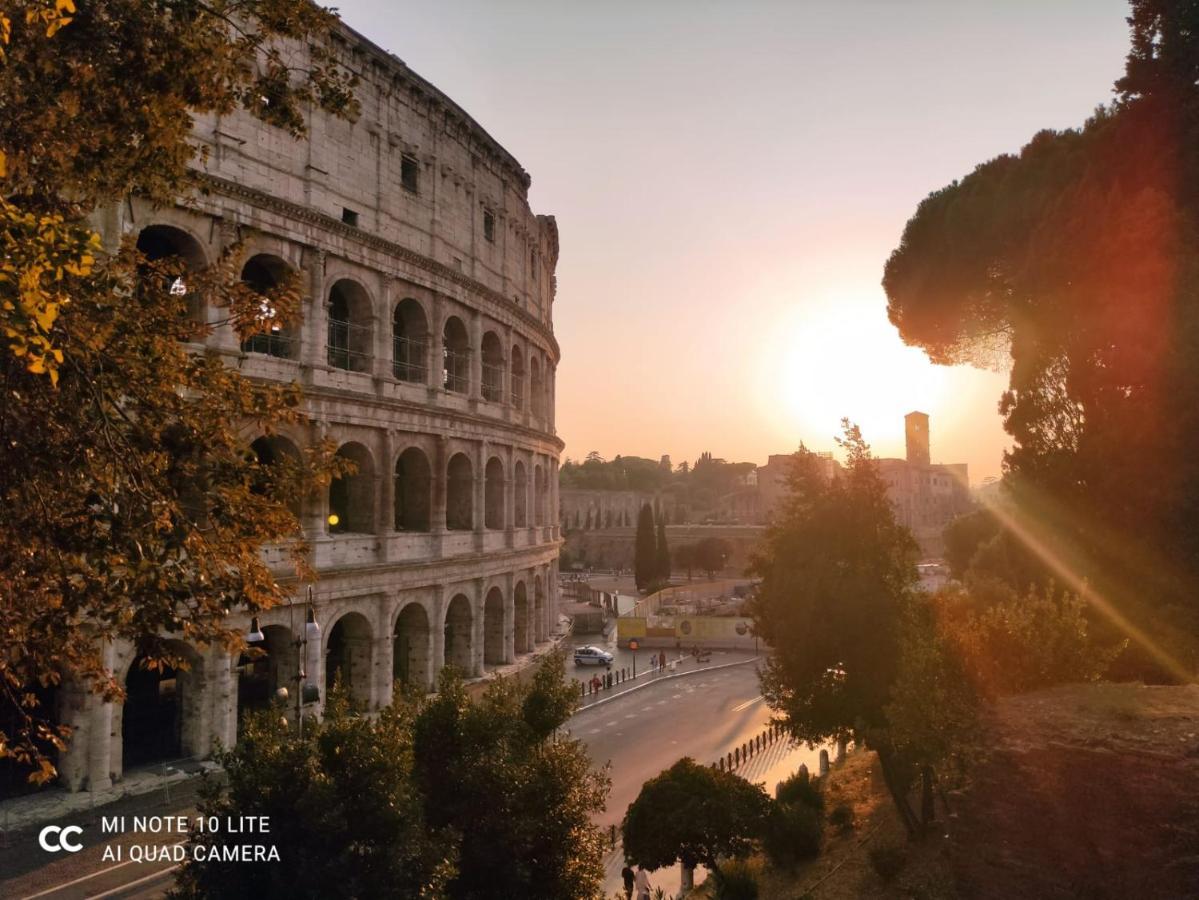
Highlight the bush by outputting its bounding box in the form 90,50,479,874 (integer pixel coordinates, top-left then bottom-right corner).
775,769,824,813
828,802,855,832
869,843,908,883
762,801,822,868
712,858,759,900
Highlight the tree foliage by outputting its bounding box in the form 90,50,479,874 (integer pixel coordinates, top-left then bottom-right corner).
694,536,732,579
655,513,671,583
0,0,357,781
882,1,1199,678
634,503,657,591
412,657,609,900
749,423,978,835
622,757,771,872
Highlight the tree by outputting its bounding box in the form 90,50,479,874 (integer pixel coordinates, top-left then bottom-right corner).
634,503,657,591
171,692,454,899
675,543,697,581
748,424,974,835
0,0,357,782
882,1,1199,680
622,757,771,877
412,655,609,900
694,537,732,579
655,513,671,583
941,509,1000,581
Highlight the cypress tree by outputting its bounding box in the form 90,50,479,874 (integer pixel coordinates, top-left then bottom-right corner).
655,514,671,584
634,503,657,591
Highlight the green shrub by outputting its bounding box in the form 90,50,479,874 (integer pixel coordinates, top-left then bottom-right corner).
828,802,855,832
869,843,908,883
775,769,824,813
762,801,822,868
712,858,759,900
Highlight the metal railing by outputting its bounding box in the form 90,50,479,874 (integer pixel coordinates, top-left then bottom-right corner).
327,320,372,372
242,330,296,359
482,362,505,403
393,335,427,383
510,375,524,409
443,348,471,394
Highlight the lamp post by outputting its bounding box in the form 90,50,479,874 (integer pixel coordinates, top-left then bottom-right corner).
248,588,321,739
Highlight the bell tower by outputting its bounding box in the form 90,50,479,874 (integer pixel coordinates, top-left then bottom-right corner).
905,411,930,467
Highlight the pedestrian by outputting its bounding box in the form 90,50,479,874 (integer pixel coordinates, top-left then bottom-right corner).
634,867,652,900
659,650,666,671
621,864,635,900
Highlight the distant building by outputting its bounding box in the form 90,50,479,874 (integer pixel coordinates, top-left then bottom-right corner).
756,451,838,523
877,412,971,557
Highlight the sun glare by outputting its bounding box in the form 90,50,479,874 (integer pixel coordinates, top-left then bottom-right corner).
762,301,950,453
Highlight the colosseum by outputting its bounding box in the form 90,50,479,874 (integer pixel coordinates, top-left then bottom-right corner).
52,24,562,793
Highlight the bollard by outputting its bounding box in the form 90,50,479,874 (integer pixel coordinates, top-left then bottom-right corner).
609,824,616,849
819,749,830,777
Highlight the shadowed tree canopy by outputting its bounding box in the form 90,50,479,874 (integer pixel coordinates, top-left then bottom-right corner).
0,0,358,782
634,503,657,591
882,0,1199,677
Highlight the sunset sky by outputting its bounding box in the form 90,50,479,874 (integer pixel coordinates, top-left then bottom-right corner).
337,0,1131,482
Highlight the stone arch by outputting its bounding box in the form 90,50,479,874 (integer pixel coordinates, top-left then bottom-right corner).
324,611,373,706
534,464,546,526
121,641,204,769
443,594,473,672
393,297,428,383
240,253,297,359
329,442,376,534
446,452,474,531
392,601,432,692
514,460,528,527
250,434,303,518
510,344,525,409
484,456,505,530
481,331,505,402
327,278,373,372
394,446,432,532
483,587,505,666
136,224,208,324
442,315,470,393
535,575,547,642
530,356,544,417
514,581,531,654
237,624,296,724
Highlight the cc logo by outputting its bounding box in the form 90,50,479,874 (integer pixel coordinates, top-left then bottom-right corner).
38,825,83,852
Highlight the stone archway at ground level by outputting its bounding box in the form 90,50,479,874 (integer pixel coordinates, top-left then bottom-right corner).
443,593,474,674
120,641,204,770
393,602,432,692
325,612,374,708
514,582,531,654
483,587,506,667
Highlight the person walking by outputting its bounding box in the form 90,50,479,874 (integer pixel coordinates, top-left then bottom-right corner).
634,867,652,900
659,650,666,672
621,864,635,900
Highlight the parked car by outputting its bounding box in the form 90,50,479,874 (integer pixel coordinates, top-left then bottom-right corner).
573,645,614,667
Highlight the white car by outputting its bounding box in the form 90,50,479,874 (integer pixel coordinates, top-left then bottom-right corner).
573,645,614,666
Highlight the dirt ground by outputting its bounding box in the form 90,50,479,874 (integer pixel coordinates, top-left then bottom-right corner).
737,682,1199,899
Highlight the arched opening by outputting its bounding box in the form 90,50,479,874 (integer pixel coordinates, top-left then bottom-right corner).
121,643,202,769
535,576,547,642
442,316,470,394
514,461,528,528
530,357,544,418
483,587,505,666
481,331,505,403
250,435,302,518
446,453,474,531
325,612,373,706
484,456,505,529
534,465,546,526
514,582,530,654
393,603,431,692
393,298,428,383
136,224,207,325
327,279,373,372
240,254,297,359
394,447,432,532
329,443,375,534
510,345,525,409
237,625,296,724
443,594,473,672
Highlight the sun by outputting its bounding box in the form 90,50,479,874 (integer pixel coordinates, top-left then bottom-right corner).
760,299,949,452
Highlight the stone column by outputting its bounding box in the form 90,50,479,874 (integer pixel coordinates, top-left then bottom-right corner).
503,571,516,664
211,219,243,355
468,310,483,407
302,248,327,373
504,446,515,549
428,295,444,401
378,429,395,563
474,439,488,553
374,276,393,382
430,585,446,684
431,435,448,557
375,628,394,710
209,649,237,754
471,578,486,677
305,421,331,540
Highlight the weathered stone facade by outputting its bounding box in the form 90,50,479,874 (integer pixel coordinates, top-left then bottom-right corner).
56,24,562,792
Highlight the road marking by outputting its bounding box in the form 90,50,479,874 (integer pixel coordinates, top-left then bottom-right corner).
85,864,181,899
588,728,601,734
19,842,187,900
731,695,763,713
624,714,635,719
605,720,618,727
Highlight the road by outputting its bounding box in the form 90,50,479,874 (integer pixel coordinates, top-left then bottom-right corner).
570,661,821,897
3,662,810,899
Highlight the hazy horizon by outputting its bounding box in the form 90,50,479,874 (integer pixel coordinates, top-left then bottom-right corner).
335,0,1133,482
